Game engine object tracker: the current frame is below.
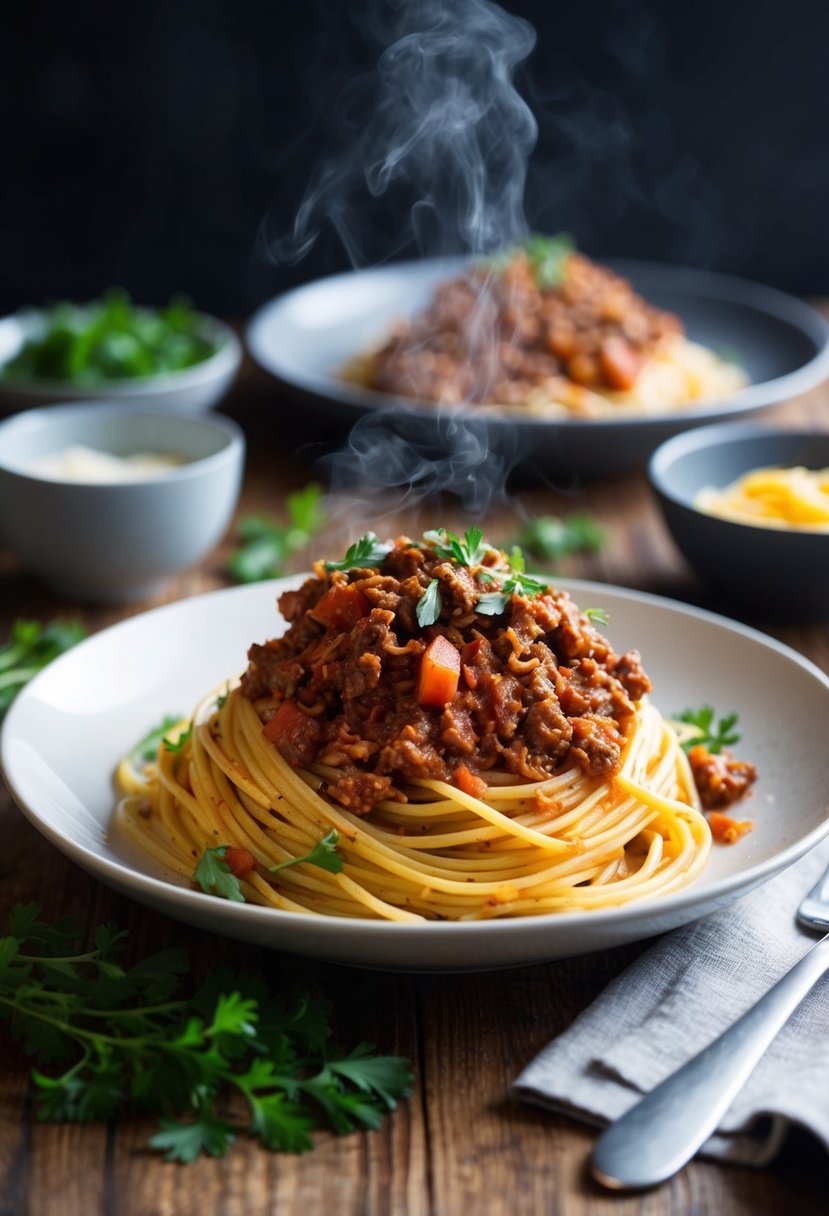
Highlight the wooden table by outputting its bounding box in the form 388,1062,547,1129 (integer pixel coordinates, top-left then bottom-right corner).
2,356,829,1216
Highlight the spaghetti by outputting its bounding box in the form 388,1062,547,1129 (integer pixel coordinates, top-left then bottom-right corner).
117,687,709,921
116,530,713,921
697,465,829,530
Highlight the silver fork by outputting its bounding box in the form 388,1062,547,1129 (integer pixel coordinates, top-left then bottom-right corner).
590,861,829,1190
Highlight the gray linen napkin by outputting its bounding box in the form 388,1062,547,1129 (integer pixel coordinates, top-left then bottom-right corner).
511,837,829,1165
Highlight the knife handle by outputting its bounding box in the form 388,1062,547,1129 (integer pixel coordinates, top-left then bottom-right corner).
590,933,829,1190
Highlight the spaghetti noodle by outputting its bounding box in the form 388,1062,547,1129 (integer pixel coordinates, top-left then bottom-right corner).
116,530,713,921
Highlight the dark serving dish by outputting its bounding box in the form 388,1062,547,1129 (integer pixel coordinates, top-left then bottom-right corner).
649,422,829,619
246,257,829,479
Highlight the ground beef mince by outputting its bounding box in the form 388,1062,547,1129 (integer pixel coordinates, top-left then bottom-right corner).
687,745,758,810
364,248,681,407
239,533,653,816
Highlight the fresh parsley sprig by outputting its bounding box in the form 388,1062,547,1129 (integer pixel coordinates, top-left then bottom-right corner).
325,533,392,572
268,829,344,876
227,484,326,584
0,904,412,1161
0,619,86,716
162,723,192,754
676,706,741,754
512,513,605,566
422,527,490,567
416,579,442,627
129,715,183,765
194,831,345,902
583,607,609,626
475,547,550,616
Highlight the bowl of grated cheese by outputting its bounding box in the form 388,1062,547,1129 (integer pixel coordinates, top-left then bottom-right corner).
0,402,245,602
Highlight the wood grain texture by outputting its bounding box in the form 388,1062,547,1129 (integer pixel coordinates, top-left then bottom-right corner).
2,348,829,1215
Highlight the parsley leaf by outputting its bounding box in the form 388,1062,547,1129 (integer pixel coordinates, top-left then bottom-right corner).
0,904,413,1161
676,706,741,754
227,484,325,583
512,514,605,565
325,533,391,572
193,847,246,902
476,591,509,616
162,723,192,753
0,618,86,716
416,579,442,627
423,527,489,567
129,714,182,765
583,607,609,626
269,829,344,875
522,232,576,289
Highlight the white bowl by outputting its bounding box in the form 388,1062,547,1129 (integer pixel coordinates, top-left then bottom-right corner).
0,310,242,414
0,403,245,602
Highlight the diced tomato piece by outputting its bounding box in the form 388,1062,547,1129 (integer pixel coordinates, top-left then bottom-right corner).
263,698,307,745
708,812,754,845
416,635,461,708
311,584,371,632
454,763,487,799
599,337,643,391
225,846,256,878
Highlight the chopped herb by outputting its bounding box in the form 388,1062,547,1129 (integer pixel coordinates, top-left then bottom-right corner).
512,514,605,565
193,846,247,903
583,607,610,626
676,706,741,754
486,232,575,290
227,484,325,583
129,714,182,765
0,290,219,384
423,527,490,568
162,723,192,753
325,533,391,572
0,619,86,717
216,689,229,710
416,579,442,627
268,829,344,876
476,591,509,616
0,904,412,1160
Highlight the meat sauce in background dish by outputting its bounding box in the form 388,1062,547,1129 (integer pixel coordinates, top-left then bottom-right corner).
344,237,746,417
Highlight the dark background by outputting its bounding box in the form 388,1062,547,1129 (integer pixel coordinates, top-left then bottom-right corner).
2,0,827,317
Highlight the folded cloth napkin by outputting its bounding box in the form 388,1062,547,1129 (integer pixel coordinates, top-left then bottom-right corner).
511,837,829,1166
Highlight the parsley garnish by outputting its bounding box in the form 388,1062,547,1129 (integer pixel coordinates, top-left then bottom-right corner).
227,484,326,583
423,527,490,567
488,233,575,289
325,533,392,572
416,579,442,627
513,513,605,566
129,714,183,765
584,607,609,626
0,903,413,1160
0,619,86,717
268,829,344,875
676,706,741,754
193,846,247,902
162,723,192,753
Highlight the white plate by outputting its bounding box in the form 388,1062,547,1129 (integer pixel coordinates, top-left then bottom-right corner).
3,579,829,971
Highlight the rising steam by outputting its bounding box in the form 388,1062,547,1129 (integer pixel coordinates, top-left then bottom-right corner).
271,0,538,265
264,0,541,513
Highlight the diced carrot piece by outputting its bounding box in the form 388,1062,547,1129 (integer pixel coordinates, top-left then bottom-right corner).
708,812,754,845
599,337,643,390
454,763,487,799
416,635,461,708
225,846,256,878
311,584,371,632
262,698,307,745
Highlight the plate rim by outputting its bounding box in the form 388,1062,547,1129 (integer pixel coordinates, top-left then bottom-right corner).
3,575,829,945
